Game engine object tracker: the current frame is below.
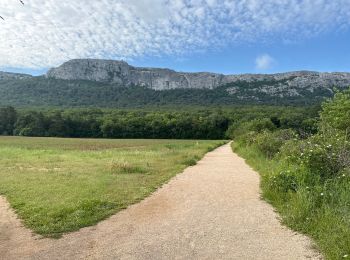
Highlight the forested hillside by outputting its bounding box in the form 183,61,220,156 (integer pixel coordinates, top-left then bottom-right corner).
0,76,347,107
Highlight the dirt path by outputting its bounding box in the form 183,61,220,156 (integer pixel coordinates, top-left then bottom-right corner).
1,143,321,259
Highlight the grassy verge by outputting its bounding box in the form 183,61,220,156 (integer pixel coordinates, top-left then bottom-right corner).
232,142,350,259
0,136,226,237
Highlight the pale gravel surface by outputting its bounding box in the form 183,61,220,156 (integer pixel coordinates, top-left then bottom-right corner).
0,143,322,260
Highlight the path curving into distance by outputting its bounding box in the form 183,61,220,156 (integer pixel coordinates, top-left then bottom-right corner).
0,143,321,259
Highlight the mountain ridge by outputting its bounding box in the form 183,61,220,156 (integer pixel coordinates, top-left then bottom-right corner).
45,59,350,91
0,71,32,80
1,58,350,107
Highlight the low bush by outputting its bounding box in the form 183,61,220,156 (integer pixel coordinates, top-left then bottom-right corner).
226,118,276,139
321,88,350,132
254,129,296,158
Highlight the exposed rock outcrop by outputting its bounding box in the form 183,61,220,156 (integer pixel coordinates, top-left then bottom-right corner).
46,59,226,90
46,59,350,92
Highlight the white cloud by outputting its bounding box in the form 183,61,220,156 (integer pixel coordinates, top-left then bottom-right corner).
0,0,349,68
255,54,275,70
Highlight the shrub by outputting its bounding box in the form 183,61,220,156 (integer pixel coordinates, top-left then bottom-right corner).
281,132,350,181
227,118,276,139
268,169,299,193
234,131,257,146
321,88,350,132
299,118,319,137
254,129,297,159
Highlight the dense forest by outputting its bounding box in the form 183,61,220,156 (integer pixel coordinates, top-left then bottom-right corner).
0,76,342,108
231,88,350,258
0,106,320,140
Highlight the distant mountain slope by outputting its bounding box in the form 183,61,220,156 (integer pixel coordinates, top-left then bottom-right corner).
0,71,32,80
0,59,349,107
46,59,350,92
0,76,347,108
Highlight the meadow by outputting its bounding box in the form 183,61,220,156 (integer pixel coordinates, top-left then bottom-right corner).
0,136,225,237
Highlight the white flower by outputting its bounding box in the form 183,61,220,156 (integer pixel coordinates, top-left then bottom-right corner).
320,193,324,196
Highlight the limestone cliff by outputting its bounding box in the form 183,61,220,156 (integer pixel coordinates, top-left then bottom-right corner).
46,59,350,93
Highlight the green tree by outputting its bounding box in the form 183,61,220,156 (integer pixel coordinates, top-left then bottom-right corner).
0,106,17,135
14,111,47,136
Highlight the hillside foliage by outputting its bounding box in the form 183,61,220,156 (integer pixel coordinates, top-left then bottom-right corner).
0,76,342,107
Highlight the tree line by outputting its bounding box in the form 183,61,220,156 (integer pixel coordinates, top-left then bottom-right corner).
0,106,320,140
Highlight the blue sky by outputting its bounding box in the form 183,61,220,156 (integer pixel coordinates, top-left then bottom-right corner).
1,0,350,76
130,32,350,74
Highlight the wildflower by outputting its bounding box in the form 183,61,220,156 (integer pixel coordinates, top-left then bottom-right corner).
343,255,348,258
320,193,324,196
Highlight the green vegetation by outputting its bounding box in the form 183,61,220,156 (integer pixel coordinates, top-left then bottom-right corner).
0,76,342,107
230,88,350,259
0,106,320,139
1,74,348,255
0,137,225,237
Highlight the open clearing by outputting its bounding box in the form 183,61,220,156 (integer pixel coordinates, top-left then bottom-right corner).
0,136,224,236
0,142,321,259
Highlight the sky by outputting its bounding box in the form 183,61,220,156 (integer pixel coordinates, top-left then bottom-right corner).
0,0,350,76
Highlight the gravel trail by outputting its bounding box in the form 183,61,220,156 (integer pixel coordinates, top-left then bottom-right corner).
0,143,321,259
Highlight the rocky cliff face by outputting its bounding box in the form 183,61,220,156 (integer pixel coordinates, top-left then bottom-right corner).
46,59,350,92
225,71,350,98
46,59,225,90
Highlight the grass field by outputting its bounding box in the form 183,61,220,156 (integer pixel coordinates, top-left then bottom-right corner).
0,136,225,237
